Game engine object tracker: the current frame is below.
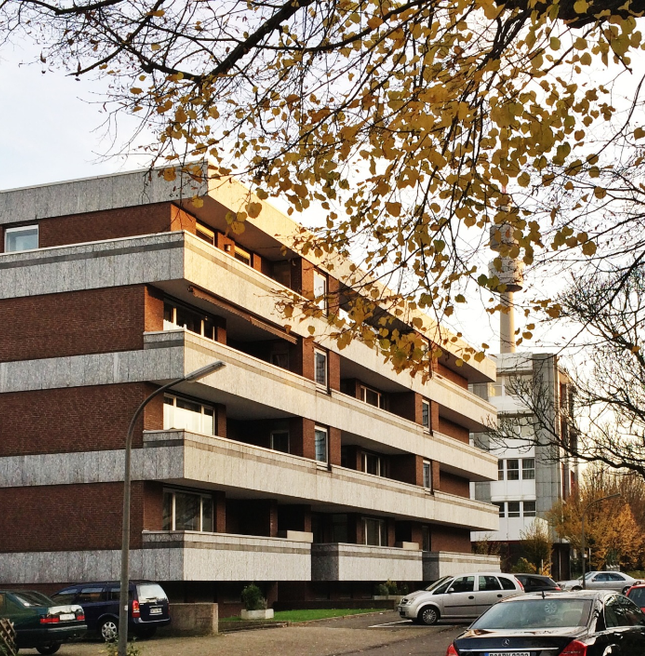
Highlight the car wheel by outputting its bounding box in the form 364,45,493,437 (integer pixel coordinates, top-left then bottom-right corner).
36,644,61,655
100,617,119,642
418,606,440,625
622,586,631,595
572,586,582,591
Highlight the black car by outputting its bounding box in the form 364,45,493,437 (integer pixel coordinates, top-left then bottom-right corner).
51,580,170,641
0,590,86,654
515,573,562,593
446,590,645,656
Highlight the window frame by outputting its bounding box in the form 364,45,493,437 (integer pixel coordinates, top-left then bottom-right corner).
162,488,214,532
507,501,521,517
195,221,215,245
363,452,383,476
163,393,216,436
423,460,432,489
363,517,386,546
359,384,382,408
523,500,536,517
314,348,328,387
313,270,328,314
270,430,290,453
314,425,328,464
4,224,39,252
506,459,520,480
421,399,431,430
522,458,536,480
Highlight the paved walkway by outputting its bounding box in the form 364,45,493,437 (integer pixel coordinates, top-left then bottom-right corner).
35,612,463,656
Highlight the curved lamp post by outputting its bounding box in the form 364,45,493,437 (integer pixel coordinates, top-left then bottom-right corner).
118,360,226,656
580,492,621,589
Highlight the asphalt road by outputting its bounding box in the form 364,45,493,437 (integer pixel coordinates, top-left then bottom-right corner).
23,611,468,656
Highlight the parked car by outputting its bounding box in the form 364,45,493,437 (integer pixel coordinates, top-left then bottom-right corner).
0,589,86,654
446,590,645,656
558,570,642,594
397,572,524,625
514,573,561,593
51,580,170,641
626,583,645,611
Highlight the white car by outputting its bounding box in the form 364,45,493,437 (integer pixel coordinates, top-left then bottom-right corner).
557,571,642,594
397,572,524,625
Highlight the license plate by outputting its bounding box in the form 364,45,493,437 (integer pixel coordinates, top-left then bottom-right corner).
59,613,75,621
149,607,162,615
486,652,531,656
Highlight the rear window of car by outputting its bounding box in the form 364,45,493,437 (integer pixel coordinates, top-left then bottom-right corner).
136,583,167,603
13,592,51,607
472,598,591,629
499,576,518,590
628,588,645,606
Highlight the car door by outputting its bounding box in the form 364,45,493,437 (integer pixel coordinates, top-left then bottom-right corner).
75,585,107,631
607,573,629,592
476,575,506,615
440,575,477,619
587,573,606,589
603,594,645,653
2,593,37,646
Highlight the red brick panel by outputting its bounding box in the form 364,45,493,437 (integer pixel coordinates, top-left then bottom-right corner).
0,285,161,362
38,203,192,248
0,481,146,552
430,526,472,553
437,416,469,444
0,383,163,457
436,362,468,389
437,471,470,498
389,454,422,486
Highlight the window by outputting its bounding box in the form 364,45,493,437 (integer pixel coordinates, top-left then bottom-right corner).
423,460,432,489
498,460,504,481
507,501,520,517
313,270,328,314
234,245,251,266
422,400,430,429
494,501,504,517
523,501,536,517
314,348,328,387
314,426,328,463
196,222,215,245
163,489,214,532
359,385,382,408
363,453,382,476
479,576,502,591
449,576,475,593
522,458,535,480
164,301,216,340
364,517,386,546
270,430,289,453
506,459,520,480
5,225,38,252
164,394,215,435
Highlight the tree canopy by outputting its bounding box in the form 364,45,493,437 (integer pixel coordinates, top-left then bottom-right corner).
2,0,645,367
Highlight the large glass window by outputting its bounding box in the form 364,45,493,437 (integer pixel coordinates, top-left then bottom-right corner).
364,517,386,546
5,225,38,252
163,489,214,532
315,426,328,463
523,501,536,517
506,459,520,480
522,458,535,480
314,348,328,387
164,301,216,340
507,501,521,517
359,385,382,408
164,394,215,435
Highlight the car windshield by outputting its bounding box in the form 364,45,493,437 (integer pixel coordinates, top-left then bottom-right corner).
424,576,452,593
471,599,592,630
13,591,53,607
629,588,645,606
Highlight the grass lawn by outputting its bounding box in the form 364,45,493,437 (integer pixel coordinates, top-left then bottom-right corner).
220,607,383,624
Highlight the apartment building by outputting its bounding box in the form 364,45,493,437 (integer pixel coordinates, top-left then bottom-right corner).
0,165,499,612
472,352,578,579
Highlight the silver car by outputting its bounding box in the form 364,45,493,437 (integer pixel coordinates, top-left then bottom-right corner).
397,572,524,625
557,571,642,594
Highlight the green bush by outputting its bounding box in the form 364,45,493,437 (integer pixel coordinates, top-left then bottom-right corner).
241,583,267,611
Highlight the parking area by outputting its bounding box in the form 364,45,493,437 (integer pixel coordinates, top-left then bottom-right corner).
21,611,466,656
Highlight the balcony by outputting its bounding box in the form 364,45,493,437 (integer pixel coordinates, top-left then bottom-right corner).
312,543,423,582
140,531,311,582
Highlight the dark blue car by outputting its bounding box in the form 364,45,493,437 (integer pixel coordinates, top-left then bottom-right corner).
51,580,170,641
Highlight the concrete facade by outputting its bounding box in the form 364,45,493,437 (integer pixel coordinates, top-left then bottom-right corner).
0,166,499,613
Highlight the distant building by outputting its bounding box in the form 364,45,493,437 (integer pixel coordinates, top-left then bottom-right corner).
471,352,579,579
0,165,500,613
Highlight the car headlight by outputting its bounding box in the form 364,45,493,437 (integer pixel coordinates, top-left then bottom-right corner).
400,598,410,605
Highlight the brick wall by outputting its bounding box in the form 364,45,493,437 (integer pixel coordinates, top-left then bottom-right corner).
430,526,472,553
0,285,163,362
437,471,470,497
0,383,163,457
437,416,469,443
435,361,468,389
37,203,193,248
0,481,147,552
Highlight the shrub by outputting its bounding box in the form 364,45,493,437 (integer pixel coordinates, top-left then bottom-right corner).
241,583,267,611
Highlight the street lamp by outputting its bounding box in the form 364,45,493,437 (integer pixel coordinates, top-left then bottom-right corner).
118,360,226,656
580,492,621,589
